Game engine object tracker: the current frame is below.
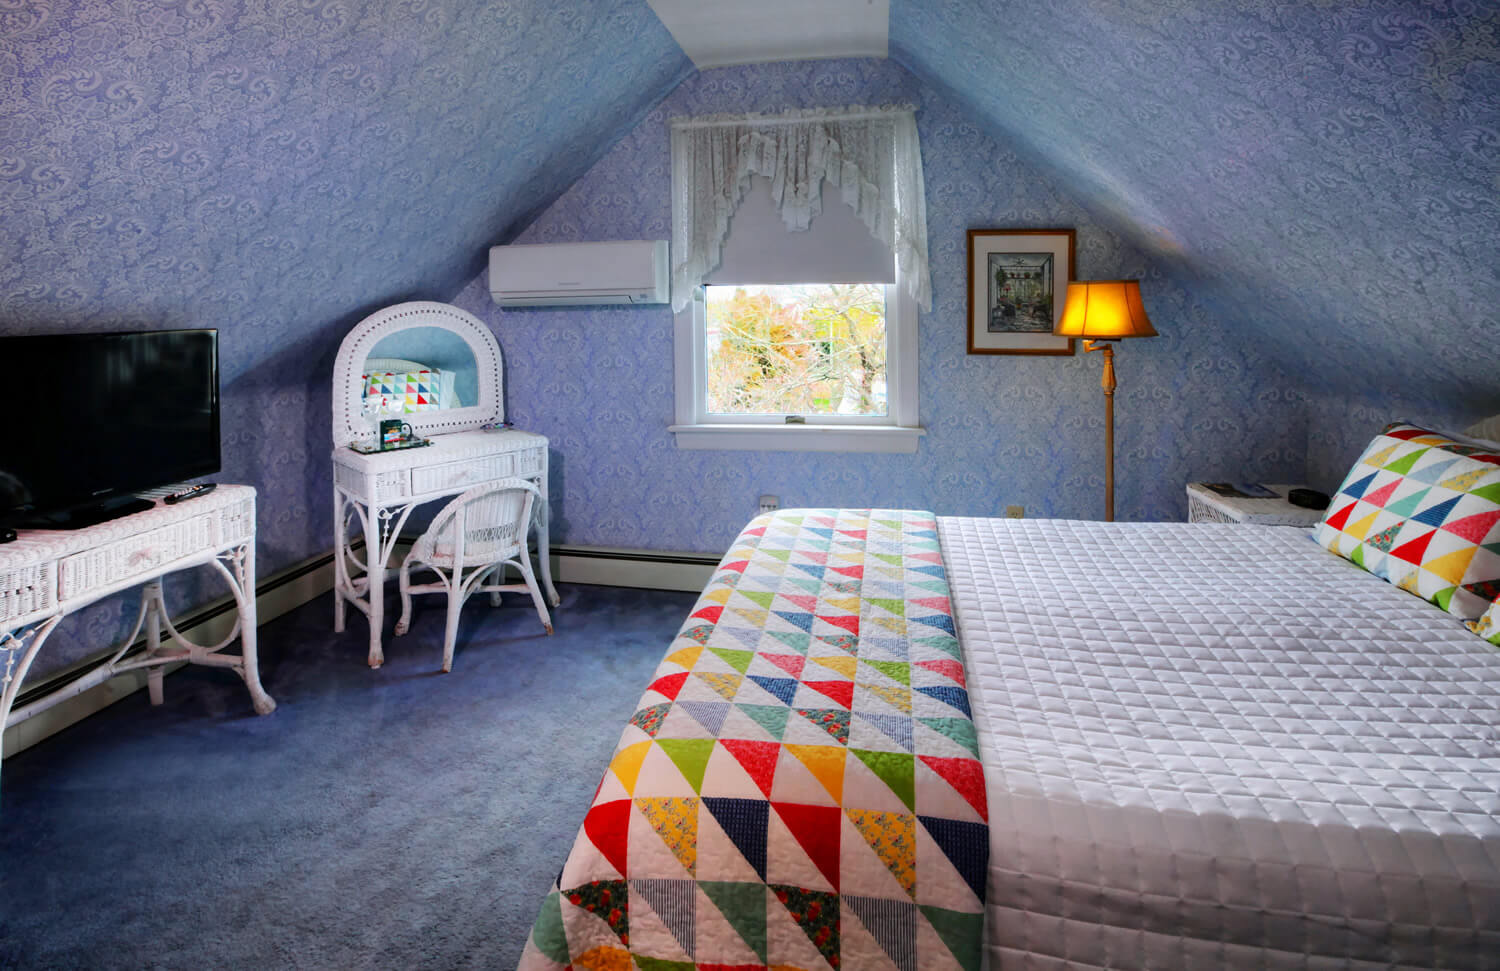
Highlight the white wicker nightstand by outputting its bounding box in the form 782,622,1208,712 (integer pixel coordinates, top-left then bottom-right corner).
1186,483,1327,526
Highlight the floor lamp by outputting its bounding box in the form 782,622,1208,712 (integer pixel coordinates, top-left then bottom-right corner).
1054,280,1158,522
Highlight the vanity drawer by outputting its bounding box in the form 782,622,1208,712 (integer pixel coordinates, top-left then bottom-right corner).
410,446,545,495
513,445,546,477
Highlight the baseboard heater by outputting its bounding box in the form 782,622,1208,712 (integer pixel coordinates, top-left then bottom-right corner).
547,543,721,593
552,545,722,566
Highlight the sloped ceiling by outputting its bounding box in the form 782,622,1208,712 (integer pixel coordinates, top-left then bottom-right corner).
0,0,691,354
887,0,1499,408
3,0,1492,401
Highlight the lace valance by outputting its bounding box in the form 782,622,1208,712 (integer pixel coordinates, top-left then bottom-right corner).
669,105,931,313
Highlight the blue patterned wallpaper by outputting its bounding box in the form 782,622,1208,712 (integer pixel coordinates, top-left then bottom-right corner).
1306,392,1481,494
2,0,690,676
8,0,1493,679
453,58,1308,555
890,0,1500,413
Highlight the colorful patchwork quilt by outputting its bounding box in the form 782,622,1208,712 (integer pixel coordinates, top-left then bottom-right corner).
519,509,987,971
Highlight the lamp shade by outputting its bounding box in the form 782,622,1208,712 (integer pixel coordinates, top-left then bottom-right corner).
1054,280,1157,339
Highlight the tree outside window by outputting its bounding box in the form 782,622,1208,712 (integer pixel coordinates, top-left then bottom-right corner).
703,283,888,417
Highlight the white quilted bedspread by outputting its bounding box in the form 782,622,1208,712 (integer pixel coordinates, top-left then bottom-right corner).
937,517,1500,970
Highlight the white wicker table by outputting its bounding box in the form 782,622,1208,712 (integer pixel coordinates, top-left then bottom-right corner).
331,429,559,668
0,485,275,781
1186,482,1326,526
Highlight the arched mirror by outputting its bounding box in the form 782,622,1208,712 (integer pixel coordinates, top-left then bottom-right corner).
365,327,478,411
332,301,503,448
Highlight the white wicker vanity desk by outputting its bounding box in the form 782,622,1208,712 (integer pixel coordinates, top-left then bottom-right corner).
0,485,276,775
331,429,560,668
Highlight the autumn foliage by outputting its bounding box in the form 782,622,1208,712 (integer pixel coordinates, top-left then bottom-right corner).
704,283,887,416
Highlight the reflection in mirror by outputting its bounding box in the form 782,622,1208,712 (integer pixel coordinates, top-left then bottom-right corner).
361,326,479,414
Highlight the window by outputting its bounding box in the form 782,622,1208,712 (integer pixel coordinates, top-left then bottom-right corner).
670,179,922,453
667,106,929,453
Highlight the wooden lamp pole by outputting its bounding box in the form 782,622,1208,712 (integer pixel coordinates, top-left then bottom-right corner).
1085,339,1117,522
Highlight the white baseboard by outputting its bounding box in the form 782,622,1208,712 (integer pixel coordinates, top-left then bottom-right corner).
3,542,716,756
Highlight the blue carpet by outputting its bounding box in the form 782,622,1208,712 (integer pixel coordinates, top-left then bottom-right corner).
0,583,697,968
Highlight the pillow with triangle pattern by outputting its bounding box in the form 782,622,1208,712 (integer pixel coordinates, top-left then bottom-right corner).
1313,422,1500,623
361,369,443,414
1470,599,1500,646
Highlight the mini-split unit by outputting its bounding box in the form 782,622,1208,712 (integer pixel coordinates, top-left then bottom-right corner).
488,239,670,307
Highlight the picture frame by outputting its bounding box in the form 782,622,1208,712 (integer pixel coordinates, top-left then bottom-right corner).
967,228,1076,355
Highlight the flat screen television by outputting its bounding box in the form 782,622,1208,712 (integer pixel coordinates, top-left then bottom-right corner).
0,329,220,530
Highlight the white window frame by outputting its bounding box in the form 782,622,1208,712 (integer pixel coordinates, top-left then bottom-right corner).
669,277,922,453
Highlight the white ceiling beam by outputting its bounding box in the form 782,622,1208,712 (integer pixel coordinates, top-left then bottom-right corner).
647,0,889,70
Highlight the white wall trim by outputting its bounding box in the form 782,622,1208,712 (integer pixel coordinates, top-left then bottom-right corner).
667,423,924,453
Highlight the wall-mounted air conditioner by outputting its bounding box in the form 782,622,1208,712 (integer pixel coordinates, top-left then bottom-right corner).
488,240,669,307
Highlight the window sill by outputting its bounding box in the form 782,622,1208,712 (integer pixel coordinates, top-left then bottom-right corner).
668,423,925,454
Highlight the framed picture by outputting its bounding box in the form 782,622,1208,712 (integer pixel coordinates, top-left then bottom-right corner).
967,228,1076,355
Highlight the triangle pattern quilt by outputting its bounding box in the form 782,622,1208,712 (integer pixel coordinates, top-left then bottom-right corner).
519,509,986,970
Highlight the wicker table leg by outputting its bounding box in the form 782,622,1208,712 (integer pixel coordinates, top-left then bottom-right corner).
333,482,348,634
115,548,276,716
363,501,386,668
142,583,175,706
0,615,64,787
218,541,275,715
534,494,560,608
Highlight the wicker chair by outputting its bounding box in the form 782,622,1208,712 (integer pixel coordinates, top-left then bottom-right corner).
394,478,552,671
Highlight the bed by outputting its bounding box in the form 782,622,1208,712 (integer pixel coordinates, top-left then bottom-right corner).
520,428,1500,969
942,516,1500,968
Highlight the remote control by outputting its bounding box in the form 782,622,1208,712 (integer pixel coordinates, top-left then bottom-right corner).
164,483,216,505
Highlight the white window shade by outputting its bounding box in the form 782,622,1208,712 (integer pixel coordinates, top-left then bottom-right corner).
670,104,930,312
706,176,895,286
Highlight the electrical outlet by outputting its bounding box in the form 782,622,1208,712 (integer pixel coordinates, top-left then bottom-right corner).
759,494,780,514
1005,505,1025,519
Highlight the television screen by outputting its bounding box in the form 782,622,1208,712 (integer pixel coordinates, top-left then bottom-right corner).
0,329,220,528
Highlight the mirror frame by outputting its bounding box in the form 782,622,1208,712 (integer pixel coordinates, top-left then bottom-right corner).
332,301,503,447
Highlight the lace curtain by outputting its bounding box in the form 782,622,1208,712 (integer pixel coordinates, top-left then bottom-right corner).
669,105,931,313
